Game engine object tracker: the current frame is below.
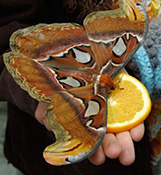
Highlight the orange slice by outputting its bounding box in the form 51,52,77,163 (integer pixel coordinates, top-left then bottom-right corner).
107,72,152,133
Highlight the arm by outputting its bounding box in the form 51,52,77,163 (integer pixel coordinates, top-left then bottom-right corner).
0,0,57,116
0,1,39,116
0,63,38,117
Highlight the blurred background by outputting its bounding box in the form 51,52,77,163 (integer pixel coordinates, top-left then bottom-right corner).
0,102,17,175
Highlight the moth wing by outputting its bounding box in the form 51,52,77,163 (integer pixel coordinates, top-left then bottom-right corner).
43,83,107,165
3,52,61,102
3,23,100,101
9,23,99,74
4,51,99,103
3,52,99,102
4,50,107,166
84,0,148,77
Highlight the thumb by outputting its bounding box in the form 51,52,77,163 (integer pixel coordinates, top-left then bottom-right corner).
35,102,52,131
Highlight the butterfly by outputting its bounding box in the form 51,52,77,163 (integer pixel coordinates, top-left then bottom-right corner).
3,0,148,165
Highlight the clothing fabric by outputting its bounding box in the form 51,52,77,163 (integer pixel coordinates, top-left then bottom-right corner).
0,0,153,174
126,17,161,175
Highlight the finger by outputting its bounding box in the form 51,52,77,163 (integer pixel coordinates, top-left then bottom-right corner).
116,131,135,166
130,123,145,142
35,102,48,121
88,145,106,165
43,119,52,131
121,68,128,74
102,133,122,159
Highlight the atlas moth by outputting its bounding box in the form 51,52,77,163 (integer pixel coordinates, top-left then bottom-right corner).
3,0,148,165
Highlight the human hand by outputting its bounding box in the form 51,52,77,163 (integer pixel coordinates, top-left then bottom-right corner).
87,68,145,166
35,102,145,166
88,123,145,166
35,102,52,131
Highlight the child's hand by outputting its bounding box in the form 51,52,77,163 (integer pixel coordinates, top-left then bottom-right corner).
35,102,52,131
35,102,145,166
88,69,145,166
88,123,144,166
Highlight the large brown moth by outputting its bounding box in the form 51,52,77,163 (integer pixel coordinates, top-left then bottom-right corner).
3,0,148,165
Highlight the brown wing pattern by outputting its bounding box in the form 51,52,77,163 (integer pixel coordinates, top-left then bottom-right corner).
3,0,148,166
44,84,107,165
84,0,148,77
